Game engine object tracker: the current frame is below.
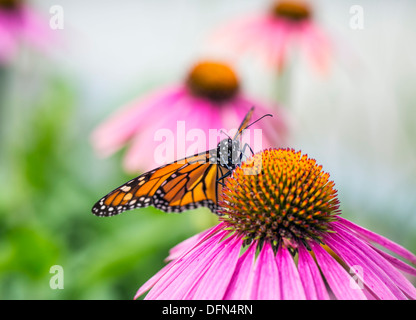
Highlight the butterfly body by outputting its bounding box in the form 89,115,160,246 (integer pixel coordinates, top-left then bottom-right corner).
91,107,266,217
210,138,241,169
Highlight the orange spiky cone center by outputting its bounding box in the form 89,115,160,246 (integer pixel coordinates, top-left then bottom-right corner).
219,148,340,249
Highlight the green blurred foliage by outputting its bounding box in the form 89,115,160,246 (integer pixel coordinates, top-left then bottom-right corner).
0,67,217,299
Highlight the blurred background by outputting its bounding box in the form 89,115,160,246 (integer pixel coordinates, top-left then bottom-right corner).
0,0,415,299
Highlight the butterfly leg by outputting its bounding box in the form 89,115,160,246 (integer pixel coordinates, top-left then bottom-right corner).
239,143,255,163
241,143,255,156
217,168,233,186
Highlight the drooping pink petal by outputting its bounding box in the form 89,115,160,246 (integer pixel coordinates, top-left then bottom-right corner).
209,10,332,73
234,95,289,149
166,223,226,262
297,242,329,300
121,91,234,173
223,242,257,300
166,230,212,263
250,242,280,299
172,93,225,150
267,19,290,70
309,241,366,300
0,13,18,62
91,86,186,159
337,217,416,266
144,230,228,300
234,16,293,71
0,5,55,62
331,224,416,299
298,21,331,74
19,5,53,52
248,17,284,68
134,223,226,300
210,14,272,61
325,232,406,299
145,230,220,300
201,102,225,150
134,261,174,300
186,235,243,299
362,288,378,300
122,102,189,172
217,98,248,136
276,244,306,299
371,246,416,277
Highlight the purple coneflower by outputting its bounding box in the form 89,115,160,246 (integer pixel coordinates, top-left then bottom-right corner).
91,61,288,173
0,0,51,63
135,148,416,300
211,0,331,74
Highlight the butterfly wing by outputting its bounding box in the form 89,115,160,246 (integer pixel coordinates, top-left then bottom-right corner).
91,151,230,216
92,107,258,217
233,107,254,140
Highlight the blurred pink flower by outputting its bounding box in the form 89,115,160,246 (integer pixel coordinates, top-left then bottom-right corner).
91,61,289,173
211,0,332,74
0,0,52,63
135,149,416,300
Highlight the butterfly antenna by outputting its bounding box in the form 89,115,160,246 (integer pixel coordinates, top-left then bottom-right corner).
220,129,232,140
245,113,273,130
235,113,273,140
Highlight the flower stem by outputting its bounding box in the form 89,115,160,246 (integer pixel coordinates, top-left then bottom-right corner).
273,61,294,107
0,65,10,143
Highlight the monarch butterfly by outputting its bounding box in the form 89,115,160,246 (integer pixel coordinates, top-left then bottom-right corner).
91,107,270,216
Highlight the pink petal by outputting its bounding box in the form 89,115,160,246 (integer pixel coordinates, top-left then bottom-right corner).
298,21,331,74
251,242,280,299
266,19,290,70
146,230,228,300
234,95,289,149
210,14,272,60
276,244,306,299
337,217,416,265
331,224,416,299
19,5,53,51
223,242,257,300
297,242,330,300
134,223,225,299
309,241,366,300
0,13,18,62
325,231,406,299
166,226,217,262
217,99,248,135
122,107,185,172
187,235,243,299
134,261,174,300
90,86,185,159
121,92,218,172
371,247,416,277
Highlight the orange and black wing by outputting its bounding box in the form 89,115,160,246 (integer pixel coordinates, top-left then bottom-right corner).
91,152,230,216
